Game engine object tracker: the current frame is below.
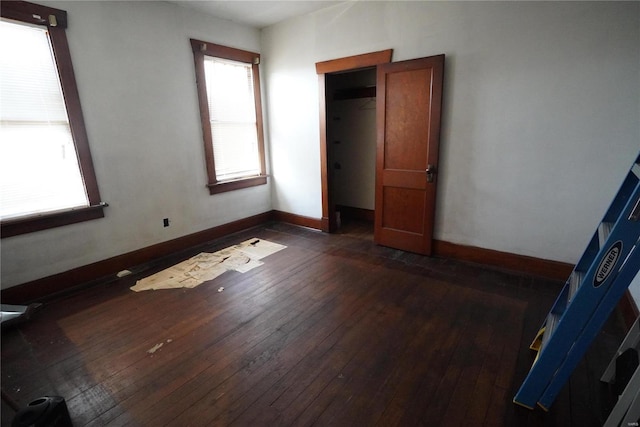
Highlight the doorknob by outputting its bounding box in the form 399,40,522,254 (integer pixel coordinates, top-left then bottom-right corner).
426,164,436,183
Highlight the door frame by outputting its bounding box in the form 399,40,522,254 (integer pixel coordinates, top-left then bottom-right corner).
315,49,393,232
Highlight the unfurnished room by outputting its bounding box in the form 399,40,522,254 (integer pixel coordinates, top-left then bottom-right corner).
1,1,639,426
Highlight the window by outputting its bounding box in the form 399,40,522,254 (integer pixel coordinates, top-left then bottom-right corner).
190,39,267,194
1,1,104,238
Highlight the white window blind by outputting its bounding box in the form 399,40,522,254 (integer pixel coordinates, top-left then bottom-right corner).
204,56,260,182
0,19,88,220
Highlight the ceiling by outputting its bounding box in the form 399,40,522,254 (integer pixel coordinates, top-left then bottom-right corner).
169,1,343,29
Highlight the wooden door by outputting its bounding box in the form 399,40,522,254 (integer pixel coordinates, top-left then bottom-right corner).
374,55,444,255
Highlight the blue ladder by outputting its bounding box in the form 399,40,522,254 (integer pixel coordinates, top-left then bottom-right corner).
513,153,640,410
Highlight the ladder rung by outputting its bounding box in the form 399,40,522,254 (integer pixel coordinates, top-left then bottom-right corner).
540,312,561,354
599,222,614,248
568,271,584,303
515,152,640,411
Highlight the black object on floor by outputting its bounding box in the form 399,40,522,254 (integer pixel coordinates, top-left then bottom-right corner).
12,396,72,427
614,348,639,397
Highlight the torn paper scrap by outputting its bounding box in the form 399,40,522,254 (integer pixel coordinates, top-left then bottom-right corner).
131,238,286,292
221,252,251,269
147,343,163,354
235,238,287,260
130,258,203,291
232,258,263,273
185,264,227,283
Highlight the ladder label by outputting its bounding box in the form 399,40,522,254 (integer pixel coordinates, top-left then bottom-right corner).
594,241,623,287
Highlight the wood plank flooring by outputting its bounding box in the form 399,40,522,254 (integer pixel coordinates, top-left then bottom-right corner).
1,220,626,426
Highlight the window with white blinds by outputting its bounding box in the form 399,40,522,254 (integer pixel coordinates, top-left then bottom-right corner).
0,19,88,220
204,56,261,182
190,39,266,195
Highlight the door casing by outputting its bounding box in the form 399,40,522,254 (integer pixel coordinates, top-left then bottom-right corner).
316,50,393,232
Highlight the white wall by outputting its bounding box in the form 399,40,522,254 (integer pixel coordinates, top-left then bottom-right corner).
1,1,270,289
262,1,640,266
327,69,377,211
330,98,376,210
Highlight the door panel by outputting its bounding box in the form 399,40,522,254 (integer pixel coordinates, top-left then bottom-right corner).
374,55,444,255
381,187,424,233
384,70,430,170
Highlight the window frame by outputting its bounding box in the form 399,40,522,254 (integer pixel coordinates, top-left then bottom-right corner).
190,39,267,195
1,1,105,238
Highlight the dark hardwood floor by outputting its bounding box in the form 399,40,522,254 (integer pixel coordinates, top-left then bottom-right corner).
1,220,626,426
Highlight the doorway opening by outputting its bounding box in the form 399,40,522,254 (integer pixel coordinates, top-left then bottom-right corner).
326,68,377,232
316,49,392,233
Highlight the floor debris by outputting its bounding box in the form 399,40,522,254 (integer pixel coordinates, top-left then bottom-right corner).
130,238,286,292
147,343,163,354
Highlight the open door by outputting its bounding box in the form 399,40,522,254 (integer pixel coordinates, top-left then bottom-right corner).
374,55,444,255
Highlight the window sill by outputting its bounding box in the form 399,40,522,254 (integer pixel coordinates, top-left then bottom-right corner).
207,176,267,195
1,203,107,238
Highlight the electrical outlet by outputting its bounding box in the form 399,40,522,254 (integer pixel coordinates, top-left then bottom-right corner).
163,218,170,227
